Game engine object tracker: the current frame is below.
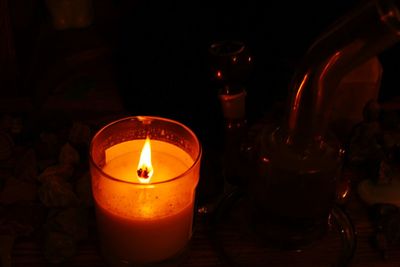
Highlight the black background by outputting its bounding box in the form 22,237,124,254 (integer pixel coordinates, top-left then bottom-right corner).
113,0,400,146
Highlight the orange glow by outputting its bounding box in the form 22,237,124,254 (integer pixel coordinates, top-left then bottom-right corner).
316,52,341,115
288,73,309,131
137,136,154,183
217,70,222,79
341,188,350,200
261,157,270,163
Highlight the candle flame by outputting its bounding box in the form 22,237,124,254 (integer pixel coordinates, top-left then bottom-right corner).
137,136,154,183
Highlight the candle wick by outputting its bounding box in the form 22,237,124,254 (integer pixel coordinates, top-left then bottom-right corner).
137,167,150,179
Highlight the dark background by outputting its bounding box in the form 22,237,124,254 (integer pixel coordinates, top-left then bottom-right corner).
3,0,400,145
113,0,400,143
113,0,358,142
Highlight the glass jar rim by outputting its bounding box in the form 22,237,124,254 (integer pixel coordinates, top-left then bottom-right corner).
89,116,202,185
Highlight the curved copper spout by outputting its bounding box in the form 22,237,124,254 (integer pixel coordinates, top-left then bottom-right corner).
287,0,400,142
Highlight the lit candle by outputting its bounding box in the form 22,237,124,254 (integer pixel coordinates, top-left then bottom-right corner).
89,116,202,265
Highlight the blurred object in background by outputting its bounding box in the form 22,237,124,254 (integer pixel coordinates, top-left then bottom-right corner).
209,40,252,123
330,57,383,144
0,0,19,97
209,40,252,187
44,0,94,30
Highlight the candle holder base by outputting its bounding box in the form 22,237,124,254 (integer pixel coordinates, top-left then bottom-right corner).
207,189,356,267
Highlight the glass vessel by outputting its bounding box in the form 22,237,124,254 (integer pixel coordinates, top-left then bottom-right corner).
246,0,400,249
209,40,252,122
208,40,252,186
89,116,201,266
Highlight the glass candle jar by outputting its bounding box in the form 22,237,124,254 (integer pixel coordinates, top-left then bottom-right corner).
89,116,202,266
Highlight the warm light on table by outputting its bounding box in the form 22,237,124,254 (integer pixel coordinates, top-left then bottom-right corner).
89,116,202,266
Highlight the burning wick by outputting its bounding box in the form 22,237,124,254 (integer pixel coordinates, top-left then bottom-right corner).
137,136,153,183
137,168,150,179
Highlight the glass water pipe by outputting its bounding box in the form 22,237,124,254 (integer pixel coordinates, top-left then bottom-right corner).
287,0,400,141
246,0,400,249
